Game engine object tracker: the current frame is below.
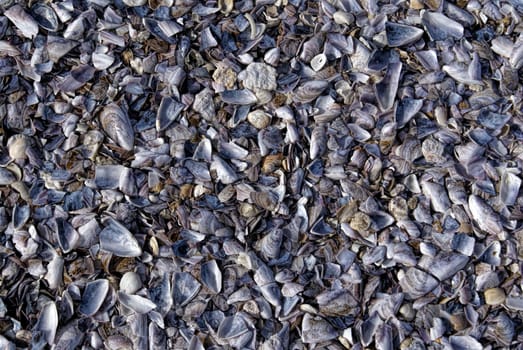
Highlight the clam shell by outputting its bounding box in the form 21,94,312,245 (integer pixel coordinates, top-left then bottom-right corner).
119,272,142,294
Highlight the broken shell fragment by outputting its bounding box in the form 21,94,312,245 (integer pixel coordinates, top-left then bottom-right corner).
99,218,142,257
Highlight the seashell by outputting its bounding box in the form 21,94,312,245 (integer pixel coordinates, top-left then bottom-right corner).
0,167,18,185
92,52,114,70
247,110,271,129
442,63,483,86
311,217,334,236
123,0,147,5
201,260,222,294
449,336,482,350
385,22,424,47
477,109,510,130
484,288,505,305
55,218,80,254
148,273,172,316
310,53,327,71
32,302,58,348
79,279,109,316
210,156,239,184
468,195,502,236
117,292,156,314
30,3,59,32
12,204,30,230
217,315,249,340
374,62,402,111
99,103,135,151
332,11,354,25
421,180,450,213
421,10,464,41
119,272,142,294
316,289,358,316
264,47,280,66
238,62,277,91
59,64,96,92
293,80,329,103
427,252,469,281
499,171,521,206
143,18,178,44
99,218,142,257
220,89,258,105
5,5,39,39
395,99,423,128
257,229,283,260
172,272,201,306
399,268,439,300
300,34,325,63
301,313,338,344
250,191,279,211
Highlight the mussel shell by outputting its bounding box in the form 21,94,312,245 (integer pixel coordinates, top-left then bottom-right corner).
99,104,135,151
31,3,59,31
79,279,109,316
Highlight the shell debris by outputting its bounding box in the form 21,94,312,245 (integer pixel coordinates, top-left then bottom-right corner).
0,0,522,349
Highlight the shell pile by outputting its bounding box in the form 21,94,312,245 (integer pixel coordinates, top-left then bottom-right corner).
1,0,523,349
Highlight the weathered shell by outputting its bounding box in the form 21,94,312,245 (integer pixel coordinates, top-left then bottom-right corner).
5,5,39,38
157,96,184,131
427,252,469,281
301,313,337,344
449,336,482,350
293,80,329,103
32,302,58,349
386,22,424,47
99,104,135,151
99,218,142,257
250,191,279,211
79,279,109,316
220,89,258,105
172,272,201,306
31,3,59,31
484,288,505,305
123,0,147,6
201,260,222,294
247,110,271,129
421,10,464,41
117,292,156,314
468,195,502,236
375,62,402,111
399,268,439,300
119,272,142,294
238,62,277,91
